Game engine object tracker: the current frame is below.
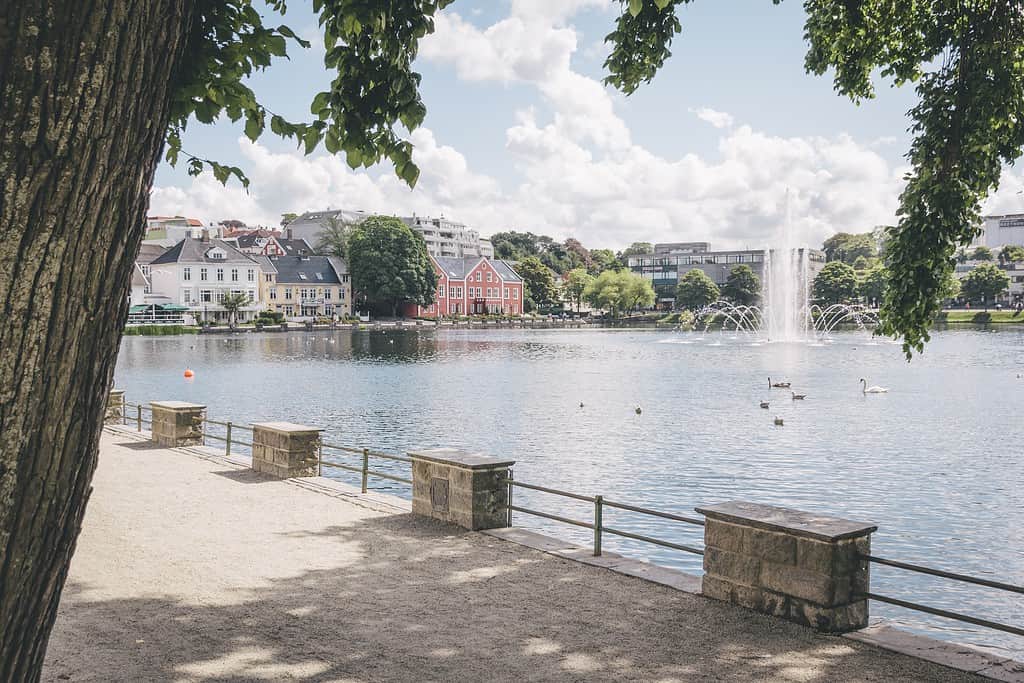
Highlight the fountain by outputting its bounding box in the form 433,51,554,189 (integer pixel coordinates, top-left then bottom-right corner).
693,191,879,341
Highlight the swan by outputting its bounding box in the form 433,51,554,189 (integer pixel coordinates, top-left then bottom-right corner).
791,392,806,400
860,378,888,394
774,416,784,426
769,377,791,389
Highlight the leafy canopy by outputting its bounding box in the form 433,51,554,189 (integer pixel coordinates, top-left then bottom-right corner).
584,269,655,317
171,0,1024,355
346,216,437,314
960,262,1010,307
675,269,719,311
720,264,760,306
812,261,859,306
515,256,559,308
562,268,595,312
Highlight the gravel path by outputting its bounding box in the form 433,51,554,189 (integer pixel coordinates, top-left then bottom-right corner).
42,429,984,682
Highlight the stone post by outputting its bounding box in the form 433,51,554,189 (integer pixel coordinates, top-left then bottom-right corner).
251,422,322,478
696,501,875,633
149,401,206,447
409,448,514,531
105,389,125,424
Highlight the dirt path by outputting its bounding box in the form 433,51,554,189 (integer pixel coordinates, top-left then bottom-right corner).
42,429,983,682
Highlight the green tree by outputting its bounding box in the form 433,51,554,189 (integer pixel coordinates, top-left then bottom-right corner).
220,292,252,327
720,265,761,305
999,245,1024,264
564,238,593,272
316,215,353,259
620,242,653,258
347,216,437,317
582,269,652,317
588,249,619,275
562,268,595,313
940,272,962,302
675,270,720,311
812,262,859,306
859,264,889,305
822,232,877,264
280,212,299,227
960,263,1010,309
970,246,994,261
515,256,558,309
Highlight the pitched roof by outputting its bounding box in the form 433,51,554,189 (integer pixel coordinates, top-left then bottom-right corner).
136,243,168,264
267,255,346,284
432,256,521,282
278,238,315,256
252,255,276,274
150,237,258,265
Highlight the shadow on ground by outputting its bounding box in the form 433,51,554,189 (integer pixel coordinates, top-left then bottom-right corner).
43,513,980,682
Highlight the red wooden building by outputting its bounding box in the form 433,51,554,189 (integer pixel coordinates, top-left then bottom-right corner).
405,256,524,317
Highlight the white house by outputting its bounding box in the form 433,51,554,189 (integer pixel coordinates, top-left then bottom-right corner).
148,235,263,324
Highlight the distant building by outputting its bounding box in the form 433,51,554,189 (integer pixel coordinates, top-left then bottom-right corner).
402,215,494,258
232,233,315,257
129,243,169,308
283,209,494,259
144,216,206,245
148,235,262,324
626,243,825,305
404,256,523,317
254,255,351,320
283,209,374,249
970,214,1024,249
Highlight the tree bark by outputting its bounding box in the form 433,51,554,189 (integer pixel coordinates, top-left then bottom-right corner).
0,1,196,679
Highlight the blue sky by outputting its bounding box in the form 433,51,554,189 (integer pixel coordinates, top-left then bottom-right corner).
150,0,1021,250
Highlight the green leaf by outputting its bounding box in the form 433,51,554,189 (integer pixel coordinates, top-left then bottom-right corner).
628,0,643,18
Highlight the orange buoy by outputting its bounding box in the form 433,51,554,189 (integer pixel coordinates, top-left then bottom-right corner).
183,368,195,378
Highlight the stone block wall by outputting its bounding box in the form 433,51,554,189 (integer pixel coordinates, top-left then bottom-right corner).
252,422,321,478
150,402,205,447
697,501,875,633
410,448,514,530
105,389,125,425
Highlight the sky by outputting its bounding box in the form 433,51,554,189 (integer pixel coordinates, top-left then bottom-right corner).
150,0,1024,251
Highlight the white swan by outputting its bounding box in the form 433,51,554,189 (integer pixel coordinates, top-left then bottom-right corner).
860,378,888,394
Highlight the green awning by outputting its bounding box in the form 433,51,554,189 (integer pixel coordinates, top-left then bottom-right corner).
128,305,149,313
161,304,190,311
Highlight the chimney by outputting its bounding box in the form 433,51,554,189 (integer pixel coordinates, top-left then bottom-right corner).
286,227,293,240
201,228,210,242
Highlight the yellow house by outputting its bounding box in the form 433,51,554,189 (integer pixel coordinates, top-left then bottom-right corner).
254,255,351,320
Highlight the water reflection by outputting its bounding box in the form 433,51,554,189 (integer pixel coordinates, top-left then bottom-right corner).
115,327,1024,657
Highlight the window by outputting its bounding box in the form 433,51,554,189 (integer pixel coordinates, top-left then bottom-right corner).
200,268,208,281
231,268,238,282
269,288,277,300
315,273,323,281
514,288,519,299
504,288,509,299
285,305,293,316
486,272,492,282
248,289,255,301
201,290,212,303
284,288,292,300
449,287,456,298
247,269,255,282
457,287,463,297
439,286,445,298
183,290,191,303
487,287,493,298
216,290,226,304
476,272,482,282
183,267,191,281
325,288,331,300
298,272,307,280
264,273,273,282
216,268,224,281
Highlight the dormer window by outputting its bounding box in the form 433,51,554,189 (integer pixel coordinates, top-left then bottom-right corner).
298,273,307,280
205,247,227,260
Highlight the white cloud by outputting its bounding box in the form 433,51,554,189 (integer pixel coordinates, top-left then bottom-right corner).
152,3,948,252
691,107,735,129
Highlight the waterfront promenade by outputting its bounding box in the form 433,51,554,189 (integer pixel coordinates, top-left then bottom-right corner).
42,429,988,682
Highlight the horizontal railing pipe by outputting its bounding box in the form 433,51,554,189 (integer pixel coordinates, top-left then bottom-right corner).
865,555,1024,595
602,498,706,527
863,592,1024,638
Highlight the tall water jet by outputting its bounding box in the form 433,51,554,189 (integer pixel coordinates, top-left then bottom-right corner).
762,191,812,342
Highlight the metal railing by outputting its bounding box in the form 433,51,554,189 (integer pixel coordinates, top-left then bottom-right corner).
113,398,1022,644
319,442,412,490
506,473,705,559
859,553,1024,637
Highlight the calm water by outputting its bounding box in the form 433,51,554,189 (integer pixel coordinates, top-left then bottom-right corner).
114,327,1024,657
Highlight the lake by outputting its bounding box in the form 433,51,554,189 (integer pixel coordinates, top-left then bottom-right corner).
114,326,1024,657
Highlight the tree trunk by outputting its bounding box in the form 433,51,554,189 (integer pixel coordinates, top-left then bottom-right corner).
0,2,196,679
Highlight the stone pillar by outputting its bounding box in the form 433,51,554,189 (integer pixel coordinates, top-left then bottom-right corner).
105,389,125,424
149,401,205,447
696,501,875,633
251,422,322,478
409,448,514,530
